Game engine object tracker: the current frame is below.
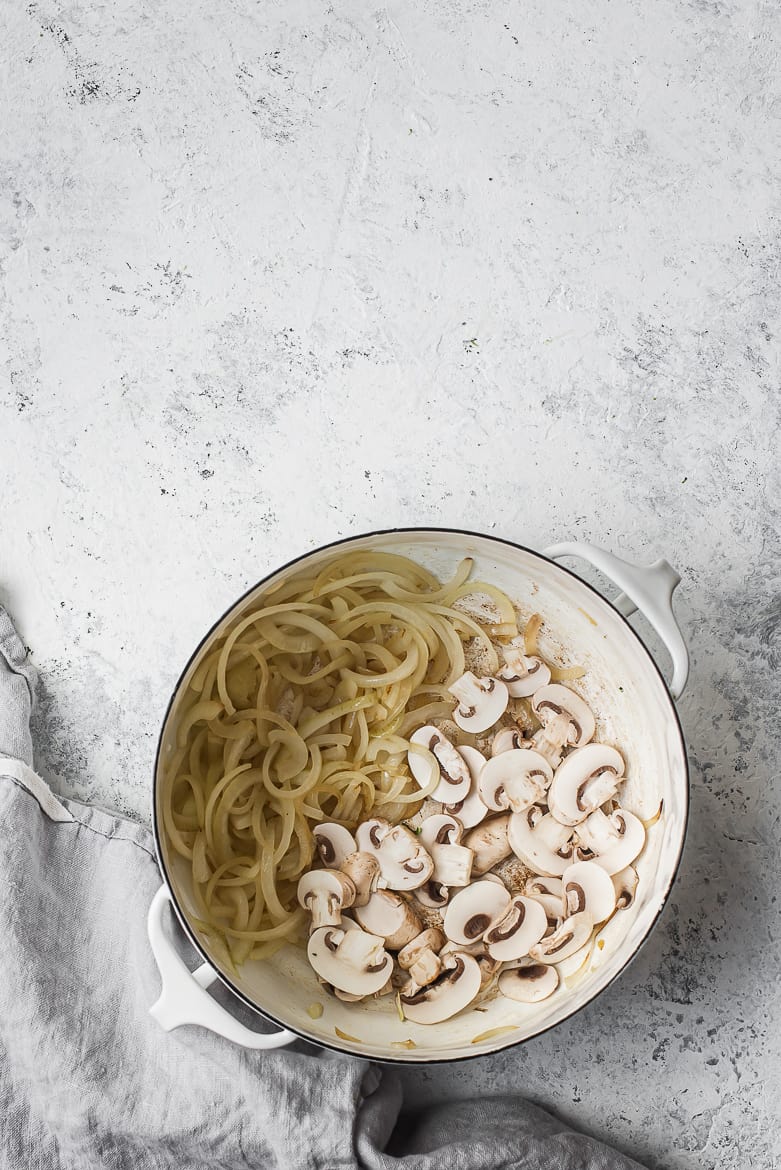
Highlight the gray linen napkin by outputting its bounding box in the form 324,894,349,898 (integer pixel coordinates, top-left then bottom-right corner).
0,604,646,1170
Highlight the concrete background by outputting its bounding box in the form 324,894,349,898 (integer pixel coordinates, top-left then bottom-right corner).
2,1,779,1166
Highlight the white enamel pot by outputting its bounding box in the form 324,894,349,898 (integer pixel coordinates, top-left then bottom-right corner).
149,529,689,1063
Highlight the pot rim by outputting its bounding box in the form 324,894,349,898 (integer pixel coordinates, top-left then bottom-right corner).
152,525,689,1064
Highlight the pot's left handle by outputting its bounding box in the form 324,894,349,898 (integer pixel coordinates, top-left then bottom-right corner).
147,886,296,1049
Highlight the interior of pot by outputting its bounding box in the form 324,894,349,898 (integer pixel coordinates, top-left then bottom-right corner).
155,530,688,1062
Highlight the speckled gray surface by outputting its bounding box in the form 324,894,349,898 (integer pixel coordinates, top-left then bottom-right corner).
1,1,780,1166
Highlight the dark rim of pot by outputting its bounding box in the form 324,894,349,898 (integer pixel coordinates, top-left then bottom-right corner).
152,526,689,1065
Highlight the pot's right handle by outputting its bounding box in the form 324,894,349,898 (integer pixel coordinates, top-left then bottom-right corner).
147,886,296,1049
543,541,689,700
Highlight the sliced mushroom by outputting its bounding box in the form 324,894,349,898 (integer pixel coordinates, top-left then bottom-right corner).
498,643,552,698
443,879,512,945
613,865,639,910
399,952,482,1024
443,745,490,829
297,869,356,930
562,860,616,922
355,817,391,855
430,843,474,888
371,824,435,891
307,925,392,996
529,912,594,964
478,749,553,814
484,895,548,962
413,878,450,910
531,684,596,768
352,890,422,949
340,851,382,906
498,962,559,1003
463,814,512,875
448,671,509,733
576,807,646,875
313,823,357,868
475,952,502,988
555,938,593,981
408,726,472,803
397,927,445,987
547,743,625,826
508,807,575,877
524,875,564,922
490,726,526,755
419,813,462,850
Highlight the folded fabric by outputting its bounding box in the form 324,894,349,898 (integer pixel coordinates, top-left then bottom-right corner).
0,604,646,1169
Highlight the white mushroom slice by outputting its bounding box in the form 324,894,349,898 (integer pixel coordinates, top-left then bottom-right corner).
531,684,596,768
307,925,392,996
352,890,422,950
419,813,463,850
613,866,639,910
399,952,482,1024
463,814,512,875
529,912,594,964
478,749,553,813
547,744,625,826
313,823,357,868
397,927,445,987
355,817,391,856
576,808,646,875
562,860,616,922
490,726,526,756
443,745,490,829
374,825,434,891
430,843,474,888
475,953,502,988
408,726,472,803
484,895,548,962
498,962,559,1003
524,875,564,921
340,852,382,907
508,807,575,877
448,671,509,734
297,869,356,930
413,878,450,910
498,643,552,698
443,879,512,945
555,939,594,982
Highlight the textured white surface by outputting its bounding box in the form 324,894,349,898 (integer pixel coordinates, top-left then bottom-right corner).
1,1,779,1166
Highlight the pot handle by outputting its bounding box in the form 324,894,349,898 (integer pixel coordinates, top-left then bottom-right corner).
542,541,689,699
147,885,296,1049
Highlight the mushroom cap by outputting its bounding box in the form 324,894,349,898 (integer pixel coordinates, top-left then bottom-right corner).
612,865,639,910
419,813,463,850
508,807,575,877
490,726,526,756
498,962,559,1003
529,912,594,964
443,745,490,829
576,807,646,875
408,726,472,803
430,842,474,888
531,684,596,747
484,895,548,962
312,823,357,868
339,851,382,906
498,646,552,698
399,952,482,1024
562,860,616,922
547,743,625,826
443,879,512,945
297,869,356,929
524,875,564,921
462,813,512,875
307,925,393,995
448,671,510,734
374,824,435,891
352,890,422,950
478,749,553,813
